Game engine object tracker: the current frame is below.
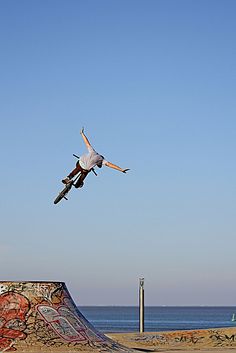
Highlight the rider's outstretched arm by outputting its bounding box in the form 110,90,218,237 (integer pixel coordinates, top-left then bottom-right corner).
80,127,92,149
104,161,130,173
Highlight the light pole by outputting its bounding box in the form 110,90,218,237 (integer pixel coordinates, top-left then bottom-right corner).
139,277,144,333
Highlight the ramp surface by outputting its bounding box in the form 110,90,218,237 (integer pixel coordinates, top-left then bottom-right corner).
109,327,236,351
0,281,137,352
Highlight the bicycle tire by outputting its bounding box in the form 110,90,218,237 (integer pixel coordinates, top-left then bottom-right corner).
53,183,73,204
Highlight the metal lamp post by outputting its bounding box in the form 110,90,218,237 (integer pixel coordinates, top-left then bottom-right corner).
139,277,144,333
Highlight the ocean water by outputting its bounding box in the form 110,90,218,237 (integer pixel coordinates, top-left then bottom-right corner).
79,306,236,333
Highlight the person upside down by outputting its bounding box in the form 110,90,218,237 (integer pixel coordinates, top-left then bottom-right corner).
62,128,130,188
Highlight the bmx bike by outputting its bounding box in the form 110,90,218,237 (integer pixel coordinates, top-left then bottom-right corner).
53,154,97,205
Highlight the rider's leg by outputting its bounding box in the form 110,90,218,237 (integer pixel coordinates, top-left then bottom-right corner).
62,161,83,184
74,171,89,188
68,164,81,179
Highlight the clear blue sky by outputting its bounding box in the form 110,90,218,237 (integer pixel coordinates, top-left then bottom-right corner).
1,0,236,306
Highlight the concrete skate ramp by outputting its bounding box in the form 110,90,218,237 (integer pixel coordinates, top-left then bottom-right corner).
109,327,236,351
0,281,138,352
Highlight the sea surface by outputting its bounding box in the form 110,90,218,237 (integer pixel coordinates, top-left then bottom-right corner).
79,306,236,333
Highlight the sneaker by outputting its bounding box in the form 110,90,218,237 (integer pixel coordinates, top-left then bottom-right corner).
62,177,71,185
75,181,84,189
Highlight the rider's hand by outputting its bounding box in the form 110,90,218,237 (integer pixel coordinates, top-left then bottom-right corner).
122,169,130,173
80,127,84,135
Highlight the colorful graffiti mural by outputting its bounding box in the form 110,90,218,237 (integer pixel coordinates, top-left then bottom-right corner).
0,281,134,352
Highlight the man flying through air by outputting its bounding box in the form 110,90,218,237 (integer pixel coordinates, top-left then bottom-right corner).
62,128,130,188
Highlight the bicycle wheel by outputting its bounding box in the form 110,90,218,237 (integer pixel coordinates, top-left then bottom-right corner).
53,183,73,204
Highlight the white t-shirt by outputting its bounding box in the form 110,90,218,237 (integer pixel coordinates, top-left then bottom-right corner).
79,146,107,171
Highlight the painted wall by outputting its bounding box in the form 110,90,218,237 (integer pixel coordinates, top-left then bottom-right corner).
0,281,132,352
